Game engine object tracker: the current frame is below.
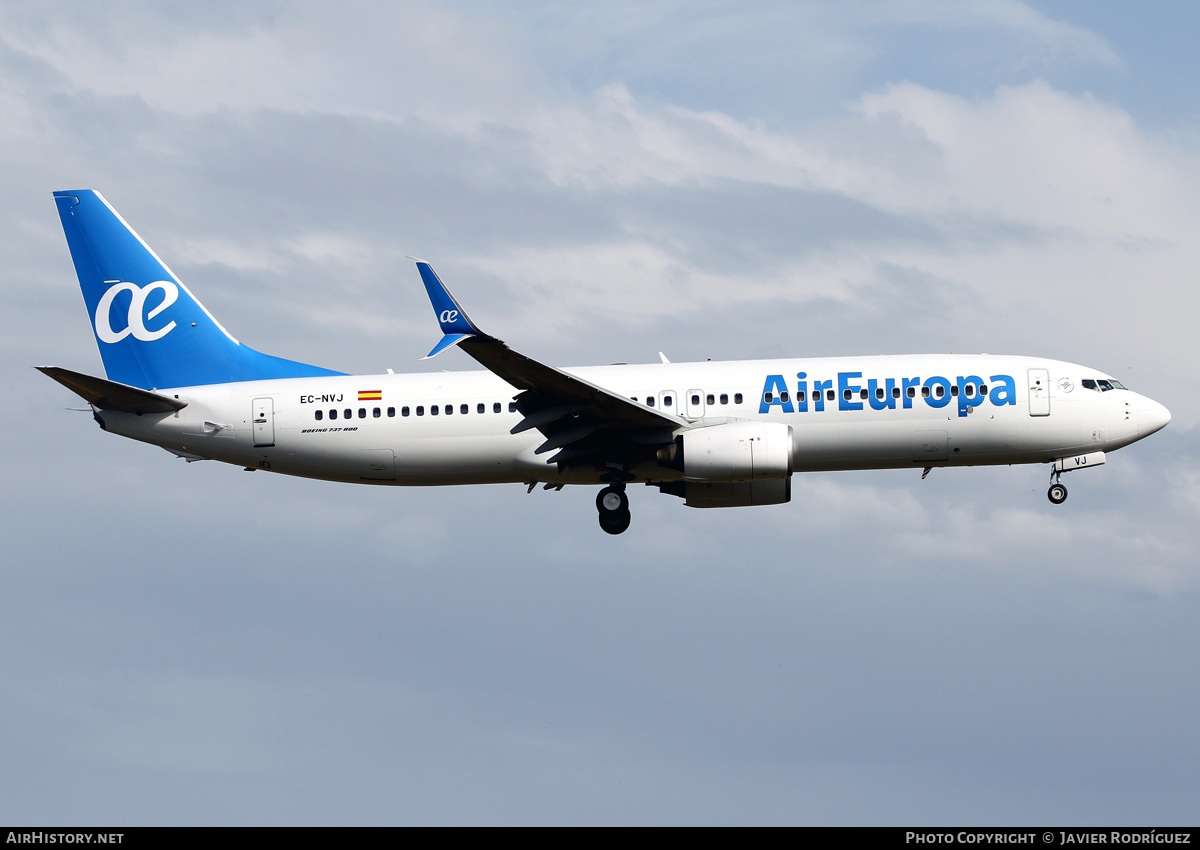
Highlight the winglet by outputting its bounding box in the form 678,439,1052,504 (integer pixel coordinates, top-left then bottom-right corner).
411,259,483,359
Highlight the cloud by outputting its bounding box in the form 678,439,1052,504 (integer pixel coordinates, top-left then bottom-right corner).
868,0,1122,68
1,0,533,120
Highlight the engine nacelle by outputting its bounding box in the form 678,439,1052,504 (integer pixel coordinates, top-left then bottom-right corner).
682,478,791,508
659,421,794,482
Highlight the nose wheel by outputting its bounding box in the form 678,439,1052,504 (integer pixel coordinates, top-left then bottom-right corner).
597,484,631,535
1047,469,1068,505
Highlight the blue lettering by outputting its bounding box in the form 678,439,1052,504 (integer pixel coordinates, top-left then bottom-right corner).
812,379,831,411
868,377,897,410
956,375,987,417
749,371,1018,416
795,372,808,412
838,372,863,411
989,374,1017,406
923,376,952,409
759,374,795,414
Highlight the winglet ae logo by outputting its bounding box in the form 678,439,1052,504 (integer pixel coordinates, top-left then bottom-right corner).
94,280,179,343
439,309,459,326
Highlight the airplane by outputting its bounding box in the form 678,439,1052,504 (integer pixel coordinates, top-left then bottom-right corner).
40,190,1172,535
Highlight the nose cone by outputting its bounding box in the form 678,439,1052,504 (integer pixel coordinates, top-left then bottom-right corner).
1138,398,1171,438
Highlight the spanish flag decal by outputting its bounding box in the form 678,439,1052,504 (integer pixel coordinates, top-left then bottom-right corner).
358,390,382,401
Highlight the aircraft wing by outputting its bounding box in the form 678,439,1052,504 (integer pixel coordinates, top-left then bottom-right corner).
38,366,188,414
413,260,685,470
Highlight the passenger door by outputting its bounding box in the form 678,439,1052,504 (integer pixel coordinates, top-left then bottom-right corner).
252,397,275,447
1028,369,1050,416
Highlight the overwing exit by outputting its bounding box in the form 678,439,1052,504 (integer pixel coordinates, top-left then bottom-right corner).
41,190,1171,534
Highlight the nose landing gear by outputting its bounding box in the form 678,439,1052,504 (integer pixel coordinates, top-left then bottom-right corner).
1048,468,1068,505
597,484,631,535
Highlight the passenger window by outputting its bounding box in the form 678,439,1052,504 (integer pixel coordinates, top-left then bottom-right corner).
416,406,424,416
400,407,408,417
358,408,366,418
826,390,834,402
664,396,673,406
859,389,867,400
907,387,916,398
431,405,439,416
461,404,468,415
922,386,931,398
373,407,381,418
934,386,944,399
892,387,900,398
344,409,352,419
780,391,790,403
843,389,852,401
477,403,485,414
980,385,988,397
509,402,517,412
876,388,884,400
812,391,820,402
445,405,453,415
706,394,714,405
315,410,323,421
493,402,501,413
647,397,655,407
388,407,396,417
691,394,700,405
764,392,774,404
720,394,728,404
330,409,338,420
735,393,743,404
950,386,958,397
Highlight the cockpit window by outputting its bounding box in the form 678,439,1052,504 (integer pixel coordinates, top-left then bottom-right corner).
1083,378,1128,392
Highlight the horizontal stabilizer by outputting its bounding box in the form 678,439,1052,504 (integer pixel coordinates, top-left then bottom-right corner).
37,366,187,414
164,447,210,462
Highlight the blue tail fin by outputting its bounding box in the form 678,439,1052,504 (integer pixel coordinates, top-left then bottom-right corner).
53,190,344,389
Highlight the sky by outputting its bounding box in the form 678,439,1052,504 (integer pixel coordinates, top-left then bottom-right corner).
2,0,1198,826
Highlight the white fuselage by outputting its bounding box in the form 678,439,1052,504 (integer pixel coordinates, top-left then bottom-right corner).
97,354,1170,487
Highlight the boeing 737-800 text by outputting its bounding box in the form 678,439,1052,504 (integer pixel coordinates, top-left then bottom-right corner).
41,190,1171,534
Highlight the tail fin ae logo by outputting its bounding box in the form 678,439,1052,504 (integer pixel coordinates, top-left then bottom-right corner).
439,309,459,325
95,280,179,343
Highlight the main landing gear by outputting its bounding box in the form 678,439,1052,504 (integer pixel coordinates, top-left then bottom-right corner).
1047,469,1068,505
597,484,631,535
